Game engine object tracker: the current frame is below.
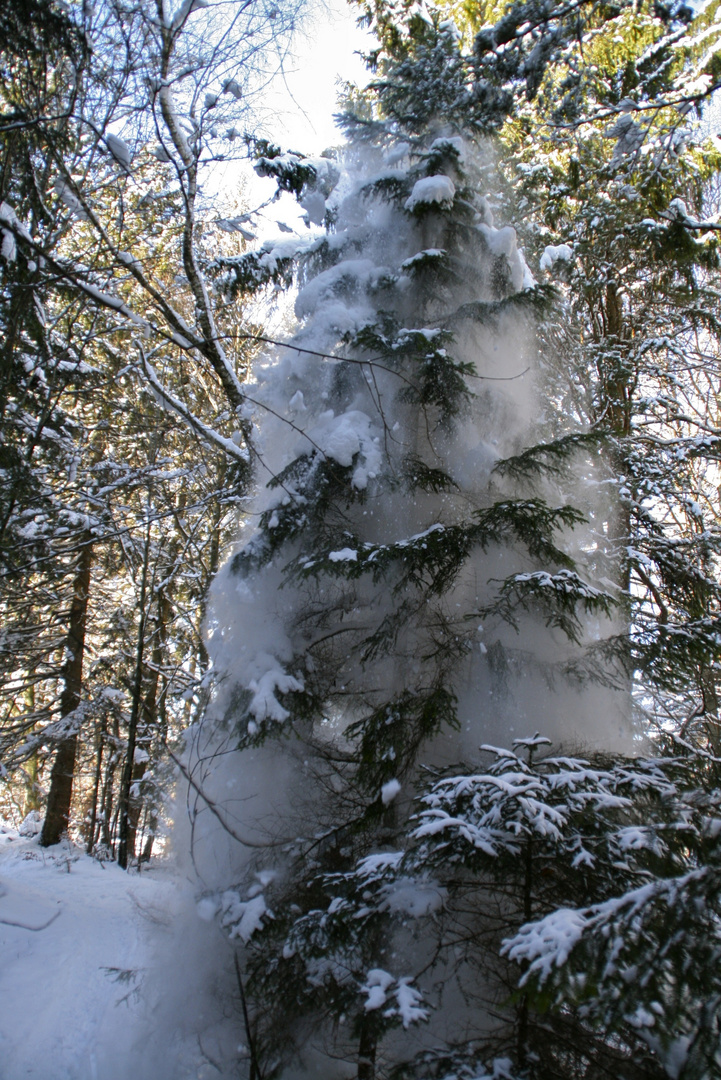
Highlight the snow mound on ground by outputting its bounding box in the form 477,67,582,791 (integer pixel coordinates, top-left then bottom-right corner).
0,821,242,1080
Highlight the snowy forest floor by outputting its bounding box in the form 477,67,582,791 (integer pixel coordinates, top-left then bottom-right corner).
0,821,242,1080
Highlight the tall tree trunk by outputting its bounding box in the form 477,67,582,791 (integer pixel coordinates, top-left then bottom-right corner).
99,714,120,851
40,538,93,846
126,586,170,856
592,284,634,698
23,685,41,814
24,751,41,814
86,714,106,853
357,1017,377,1080
117,514,152,869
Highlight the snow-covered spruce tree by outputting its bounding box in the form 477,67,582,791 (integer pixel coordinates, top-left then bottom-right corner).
281,6,721,1080
502,734,721,1080
202,16,622,1079
378,5,721,1077
350,734,700,1080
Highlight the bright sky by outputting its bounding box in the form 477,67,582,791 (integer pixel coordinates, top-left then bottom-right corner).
215,0,374,235
263,0,374,154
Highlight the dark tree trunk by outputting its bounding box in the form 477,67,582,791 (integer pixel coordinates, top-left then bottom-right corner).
126,588,168,856
40,538,92,847
357,1017,377,1080
117,516,152,869
140,831,154,862
86,715,106,854
23,685,41,814
125,759,146,859
700,670,720,753
99,714,120,851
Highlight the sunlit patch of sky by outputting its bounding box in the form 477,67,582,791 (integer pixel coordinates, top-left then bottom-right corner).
263,0,373,155
210,0,373,237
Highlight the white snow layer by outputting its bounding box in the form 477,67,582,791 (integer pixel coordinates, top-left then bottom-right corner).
478,222,536,291
381,778,401,804
329,547,359,562
295,258,378,318
220,890,268,942
1,228,16,262
382,876,447,917
0,822,241,1080
540,243,573,272
361,969,428,1027
404,174,456,212
309,409,382,489
106,133,132,169
384,141,411,166
247,655,304,725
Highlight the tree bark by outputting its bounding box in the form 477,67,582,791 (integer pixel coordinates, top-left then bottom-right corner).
23,685,41,814
117,514,152,869
99,713,120,851
127,585,171,854
86,714,106,853
39,538,92,846
357,1016,377,1080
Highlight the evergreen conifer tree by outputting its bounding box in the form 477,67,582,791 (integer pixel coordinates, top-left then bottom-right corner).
201,15,623,1077
503,734,721,1080
335,4,721,1077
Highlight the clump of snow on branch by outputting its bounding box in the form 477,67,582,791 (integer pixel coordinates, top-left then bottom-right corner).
540,243,573,272
220,889,272,942
404,174,456,212
361,969,428,1028
381,778,401,805
309,408,382,489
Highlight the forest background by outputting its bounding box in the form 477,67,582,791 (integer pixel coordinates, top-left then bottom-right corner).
3,0,721,1078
